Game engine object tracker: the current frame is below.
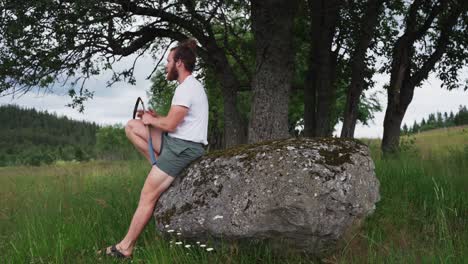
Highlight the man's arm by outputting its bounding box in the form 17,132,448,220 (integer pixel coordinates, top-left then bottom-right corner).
142,105,188,132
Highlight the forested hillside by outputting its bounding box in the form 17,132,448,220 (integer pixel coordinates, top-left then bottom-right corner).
0,104,99,166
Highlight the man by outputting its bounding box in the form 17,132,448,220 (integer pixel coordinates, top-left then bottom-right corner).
101,38,209,259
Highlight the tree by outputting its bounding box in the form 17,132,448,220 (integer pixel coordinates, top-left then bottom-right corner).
454,105,468,125
412,120,420,133
0,0,253,148
340,0,387,138
421,117,427,127
248,0,299,143
301,0,385,138
402,123,409,134
449,110,455,125
436,111,443,127
275,1,383,139
303,0,343,137
427,113,436,126
381,0,467,154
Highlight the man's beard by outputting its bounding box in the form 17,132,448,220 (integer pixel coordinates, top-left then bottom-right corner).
167,64,179,81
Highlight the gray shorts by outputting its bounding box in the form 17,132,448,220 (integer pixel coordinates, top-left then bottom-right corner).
155,133,205,178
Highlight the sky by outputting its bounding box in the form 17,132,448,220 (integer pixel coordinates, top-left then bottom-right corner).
1,53,467,139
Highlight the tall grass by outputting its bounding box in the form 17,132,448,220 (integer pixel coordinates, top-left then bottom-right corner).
1,129,467,263
0,161,306,263
336,140,468,263
334,128,468,263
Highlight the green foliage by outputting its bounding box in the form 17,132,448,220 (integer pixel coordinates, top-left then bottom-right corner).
398,135,418,156
148,69,177,116
0,0,173,110
95,125,141,161
0,104,98,166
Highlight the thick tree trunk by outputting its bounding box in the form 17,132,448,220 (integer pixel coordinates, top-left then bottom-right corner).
341,0,384,138
207,45,248,149
248,0,298,143
303,0,341,137
222,84,248,148
381,36,414,154
207,104,223,150
382,83,415,154
382,72,417,154
381,0,462,155
381,104,405,154
303,58,317,137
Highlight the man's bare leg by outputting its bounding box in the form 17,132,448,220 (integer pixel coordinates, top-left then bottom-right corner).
125,119,163,164
105,166,175,257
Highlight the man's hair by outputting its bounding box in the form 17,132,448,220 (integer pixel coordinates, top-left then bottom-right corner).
171,38,197,72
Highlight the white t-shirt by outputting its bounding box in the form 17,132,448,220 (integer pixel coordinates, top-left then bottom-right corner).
169,75,209,145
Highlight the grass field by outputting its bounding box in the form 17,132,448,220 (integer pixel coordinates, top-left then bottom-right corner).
1,127,467,263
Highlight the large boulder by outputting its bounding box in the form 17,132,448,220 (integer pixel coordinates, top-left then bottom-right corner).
154,137,380,256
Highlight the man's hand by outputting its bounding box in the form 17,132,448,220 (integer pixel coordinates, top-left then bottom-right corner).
136,109,159,119
136,110,144,118
142,112,155,126
147,108,159,117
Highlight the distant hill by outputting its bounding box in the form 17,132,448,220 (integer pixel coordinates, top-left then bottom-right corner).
362,125,468,160
0,104,100,166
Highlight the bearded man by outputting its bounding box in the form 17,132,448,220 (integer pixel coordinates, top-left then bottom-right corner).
100,38,208,259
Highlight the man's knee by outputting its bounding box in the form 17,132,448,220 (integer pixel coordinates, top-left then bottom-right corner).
139,167,174,204
125,119,140,137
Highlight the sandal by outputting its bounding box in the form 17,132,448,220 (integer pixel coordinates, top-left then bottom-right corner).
98,244,132,260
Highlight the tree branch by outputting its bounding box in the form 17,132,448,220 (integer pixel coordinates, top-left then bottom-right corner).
108,25,188,56
410,0,448,41
114,0,209,43
409,3,463,87
146,40,175,80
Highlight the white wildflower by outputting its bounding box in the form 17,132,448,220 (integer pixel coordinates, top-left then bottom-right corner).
185,245,191,248
175,241,182,245
167,229,175,233
206,248,214,252
213,215,223,220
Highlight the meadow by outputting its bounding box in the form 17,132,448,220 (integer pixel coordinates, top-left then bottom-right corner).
1,126,467,263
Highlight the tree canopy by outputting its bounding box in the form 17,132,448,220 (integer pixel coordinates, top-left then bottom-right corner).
1,0,466,154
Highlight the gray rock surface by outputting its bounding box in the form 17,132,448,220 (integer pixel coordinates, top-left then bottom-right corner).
154,137,380,256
